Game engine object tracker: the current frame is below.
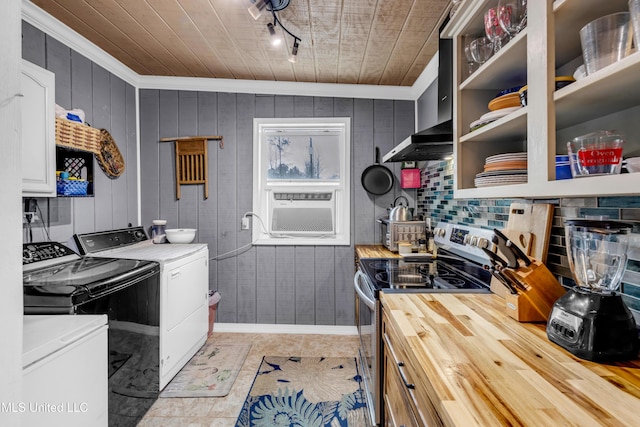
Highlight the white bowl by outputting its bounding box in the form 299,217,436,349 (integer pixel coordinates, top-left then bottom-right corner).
165,228,196,244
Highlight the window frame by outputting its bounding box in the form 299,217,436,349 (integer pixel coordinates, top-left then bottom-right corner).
251,117,351,246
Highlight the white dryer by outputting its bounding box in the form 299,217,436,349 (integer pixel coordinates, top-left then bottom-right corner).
72,227,209,390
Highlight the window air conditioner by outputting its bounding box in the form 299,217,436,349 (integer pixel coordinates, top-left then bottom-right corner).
268,191,335,236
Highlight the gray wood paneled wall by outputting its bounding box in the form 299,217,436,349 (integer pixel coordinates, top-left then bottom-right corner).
21,20,416,327
140,90,414,325
21,22,138,243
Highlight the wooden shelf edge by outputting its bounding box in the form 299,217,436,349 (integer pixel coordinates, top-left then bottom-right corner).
455,173,640,199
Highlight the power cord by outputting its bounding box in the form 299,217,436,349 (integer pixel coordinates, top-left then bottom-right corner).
209,243,253,261
241,211,334,239
36,201,52,242
23,199,52,243
242,211,270,234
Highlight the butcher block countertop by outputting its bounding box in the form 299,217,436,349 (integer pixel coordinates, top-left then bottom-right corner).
381,292,640,426
355,244,401,259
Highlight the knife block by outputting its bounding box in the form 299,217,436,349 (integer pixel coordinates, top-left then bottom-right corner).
502,260,566,323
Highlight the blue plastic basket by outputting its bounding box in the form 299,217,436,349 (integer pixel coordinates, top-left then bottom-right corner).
57,179,88,196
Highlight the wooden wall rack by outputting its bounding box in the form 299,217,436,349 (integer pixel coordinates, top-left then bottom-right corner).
159,136,223,199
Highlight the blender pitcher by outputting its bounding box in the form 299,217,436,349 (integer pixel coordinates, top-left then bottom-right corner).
564,219,631,292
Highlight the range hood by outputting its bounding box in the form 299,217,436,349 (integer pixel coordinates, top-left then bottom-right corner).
383,23,453,163
382,121,452,162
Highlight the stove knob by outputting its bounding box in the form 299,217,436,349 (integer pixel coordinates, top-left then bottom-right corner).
434,227,446,238
133,230,145,241
469,236,478,246
476,237,489,249
463,235,472,245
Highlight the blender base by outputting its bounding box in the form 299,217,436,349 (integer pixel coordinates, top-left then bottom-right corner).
547,289,639,362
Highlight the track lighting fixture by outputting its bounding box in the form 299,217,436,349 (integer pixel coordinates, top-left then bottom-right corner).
247,0,301,62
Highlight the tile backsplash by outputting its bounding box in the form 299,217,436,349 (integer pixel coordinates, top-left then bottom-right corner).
417,159,640,322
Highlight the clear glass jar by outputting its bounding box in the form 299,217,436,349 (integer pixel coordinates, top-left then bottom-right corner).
151,219,167,243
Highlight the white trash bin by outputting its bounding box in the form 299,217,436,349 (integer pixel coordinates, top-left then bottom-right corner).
208,291,221,336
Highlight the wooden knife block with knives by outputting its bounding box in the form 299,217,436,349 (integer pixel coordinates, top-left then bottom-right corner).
488,203,565,322
503,261,566,322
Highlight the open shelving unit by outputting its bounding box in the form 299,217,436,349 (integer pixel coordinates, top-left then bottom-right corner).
443,0,640,199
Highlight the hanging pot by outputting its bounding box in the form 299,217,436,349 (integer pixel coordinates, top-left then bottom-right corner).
361,147,394,195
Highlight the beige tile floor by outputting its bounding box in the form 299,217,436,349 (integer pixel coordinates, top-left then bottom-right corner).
137,332,360,427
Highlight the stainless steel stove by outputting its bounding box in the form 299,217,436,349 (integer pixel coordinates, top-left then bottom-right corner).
354,221,495,426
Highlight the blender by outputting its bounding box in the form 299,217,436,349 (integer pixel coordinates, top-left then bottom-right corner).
547,219,639,361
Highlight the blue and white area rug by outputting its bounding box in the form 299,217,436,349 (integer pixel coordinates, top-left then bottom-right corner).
235,356,367,427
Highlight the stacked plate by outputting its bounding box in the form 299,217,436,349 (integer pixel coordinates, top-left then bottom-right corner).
469,86,524,132
474,152,528,187
469,106,521,132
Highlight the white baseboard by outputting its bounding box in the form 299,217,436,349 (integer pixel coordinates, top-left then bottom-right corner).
213,323,357,336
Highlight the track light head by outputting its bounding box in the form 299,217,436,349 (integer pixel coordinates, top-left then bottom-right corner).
248,0,267,20
288,39,299,63
267,23,282,46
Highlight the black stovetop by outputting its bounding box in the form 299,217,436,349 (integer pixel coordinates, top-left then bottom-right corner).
359,255,491,293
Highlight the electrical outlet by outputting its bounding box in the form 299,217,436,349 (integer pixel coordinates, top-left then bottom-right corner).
241,217,250,230
24,213,39,222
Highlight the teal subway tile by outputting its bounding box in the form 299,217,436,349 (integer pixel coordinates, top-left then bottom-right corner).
487,219,506,228
621,294,640,311
578,208,620,219
623,283,640,299
598,197,640,208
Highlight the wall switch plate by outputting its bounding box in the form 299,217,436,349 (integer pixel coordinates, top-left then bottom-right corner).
241,217,250,230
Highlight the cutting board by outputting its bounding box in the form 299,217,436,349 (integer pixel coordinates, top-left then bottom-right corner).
491,203,554,299
506,202,554,262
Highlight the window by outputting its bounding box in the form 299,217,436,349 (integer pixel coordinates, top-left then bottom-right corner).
251,118,351,245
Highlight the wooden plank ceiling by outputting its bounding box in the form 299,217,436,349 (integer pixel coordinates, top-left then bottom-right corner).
31,0,451,86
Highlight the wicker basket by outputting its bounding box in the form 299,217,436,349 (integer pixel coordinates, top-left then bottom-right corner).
96,129,125,178
55,117,101,154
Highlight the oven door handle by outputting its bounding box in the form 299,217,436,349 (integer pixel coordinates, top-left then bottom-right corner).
354,270,375,310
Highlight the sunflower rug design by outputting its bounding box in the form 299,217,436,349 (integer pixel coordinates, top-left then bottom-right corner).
235,356,367,427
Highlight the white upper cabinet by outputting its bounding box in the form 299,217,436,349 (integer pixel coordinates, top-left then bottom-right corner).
444,0,639,199
21,60,56,197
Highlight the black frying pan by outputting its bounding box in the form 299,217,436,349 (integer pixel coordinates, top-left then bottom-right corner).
361,147,394,195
